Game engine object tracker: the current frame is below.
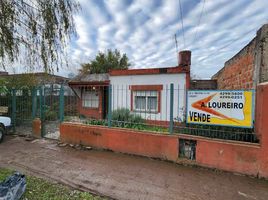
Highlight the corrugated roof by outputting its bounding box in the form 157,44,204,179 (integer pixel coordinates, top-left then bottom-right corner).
70,73,110,83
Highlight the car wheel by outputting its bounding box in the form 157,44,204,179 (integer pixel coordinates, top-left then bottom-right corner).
0,127,4,143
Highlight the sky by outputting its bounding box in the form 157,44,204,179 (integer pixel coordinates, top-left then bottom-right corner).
8,0,268,79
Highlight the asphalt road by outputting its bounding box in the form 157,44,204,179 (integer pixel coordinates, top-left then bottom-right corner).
0,136,268,200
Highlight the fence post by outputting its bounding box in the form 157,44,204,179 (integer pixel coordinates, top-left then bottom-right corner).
108,84,112,127
59,84,64,122
11,89,16,132
31,87,37,119
169,83,174,134
40,86,45,137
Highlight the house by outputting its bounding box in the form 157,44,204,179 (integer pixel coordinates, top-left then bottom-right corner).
69,73,110,119
69,51,191,123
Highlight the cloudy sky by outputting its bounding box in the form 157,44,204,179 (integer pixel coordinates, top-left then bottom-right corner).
59,0,268,78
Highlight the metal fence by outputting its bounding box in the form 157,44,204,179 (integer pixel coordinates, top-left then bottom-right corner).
0,88,39,135
0,85,76,139
65,84,257,143
0,84,257,143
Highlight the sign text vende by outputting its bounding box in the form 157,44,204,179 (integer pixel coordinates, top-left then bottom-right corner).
186,90,254,128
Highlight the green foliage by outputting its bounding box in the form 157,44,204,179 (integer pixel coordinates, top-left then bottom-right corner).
111,108,144,124
86,119,107,126
2,74,38,89
45,110,58,121
84,108,168,133
15,92,32,124
0,0,80,72
112,108,131,122
0,78,8,94
44,102,59,121
80,49,130,74
0,168,104,200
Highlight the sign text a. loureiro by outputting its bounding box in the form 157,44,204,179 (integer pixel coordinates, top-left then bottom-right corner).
186,90,254,128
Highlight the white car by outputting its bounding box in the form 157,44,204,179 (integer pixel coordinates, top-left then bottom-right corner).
0,116,11,143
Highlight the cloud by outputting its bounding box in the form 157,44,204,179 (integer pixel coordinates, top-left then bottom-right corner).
67,0,268,78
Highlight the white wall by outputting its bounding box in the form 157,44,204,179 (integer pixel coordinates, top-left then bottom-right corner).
110,73,187,122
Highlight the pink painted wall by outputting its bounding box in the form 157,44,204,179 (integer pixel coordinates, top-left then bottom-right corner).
60,83,268,178
60,124,178,161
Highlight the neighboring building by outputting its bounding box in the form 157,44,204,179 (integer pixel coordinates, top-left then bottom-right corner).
69,51,191,122
0,72,69,85
212,23,268,89
0,71,8,75
190,80,217,90
0,72,71,95
69,73,110,119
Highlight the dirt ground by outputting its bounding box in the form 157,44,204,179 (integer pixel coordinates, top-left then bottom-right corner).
0,136,268,200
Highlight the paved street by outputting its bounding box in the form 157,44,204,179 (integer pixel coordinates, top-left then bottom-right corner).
0,136,268,200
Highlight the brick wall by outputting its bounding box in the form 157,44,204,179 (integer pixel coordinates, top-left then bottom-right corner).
60,82,268,178
212,39,256,89
255,24,268,84
60,123,179,161
212,24,268,89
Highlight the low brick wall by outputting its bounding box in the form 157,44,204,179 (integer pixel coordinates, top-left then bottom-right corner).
197,140,260,175
60,123,179,161
178,134,261,176
59,83,268,178
60,123,268,178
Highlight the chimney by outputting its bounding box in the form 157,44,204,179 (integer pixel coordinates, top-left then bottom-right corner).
178,50,191,67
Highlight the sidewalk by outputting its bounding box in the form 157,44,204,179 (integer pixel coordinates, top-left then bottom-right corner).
0,136,268,200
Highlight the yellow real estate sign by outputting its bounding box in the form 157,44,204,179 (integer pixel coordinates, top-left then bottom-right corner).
186,90,254,128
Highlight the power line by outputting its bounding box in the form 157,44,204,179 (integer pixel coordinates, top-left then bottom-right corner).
178,0,185,49
174,34,179,63
193,0,206,43
216,27,256,52
174,34,178,53
200,27,257,62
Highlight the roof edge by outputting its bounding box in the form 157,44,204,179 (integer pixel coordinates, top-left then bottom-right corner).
109,66,190,76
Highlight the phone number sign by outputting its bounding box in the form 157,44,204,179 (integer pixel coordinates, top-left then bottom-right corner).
186,90,254,128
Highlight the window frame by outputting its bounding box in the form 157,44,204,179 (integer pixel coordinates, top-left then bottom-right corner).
133,90,158,113
82,89,99,109
130,85,162,114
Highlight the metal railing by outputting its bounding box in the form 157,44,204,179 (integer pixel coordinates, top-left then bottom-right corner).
0,84,257,143
63,84,257,143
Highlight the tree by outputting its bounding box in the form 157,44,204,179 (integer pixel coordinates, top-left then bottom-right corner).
80,49,131,74
0,74,38,89
0,0,80,73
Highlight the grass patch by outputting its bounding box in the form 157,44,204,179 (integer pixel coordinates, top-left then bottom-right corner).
0,168,105,200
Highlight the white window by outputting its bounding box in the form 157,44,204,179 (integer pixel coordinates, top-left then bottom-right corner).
134,91,158,112
82,90,99,108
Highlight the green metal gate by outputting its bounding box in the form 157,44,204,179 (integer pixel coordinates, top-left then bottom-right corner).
0,87,40,134
39,85,65,139
0,85,66,139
